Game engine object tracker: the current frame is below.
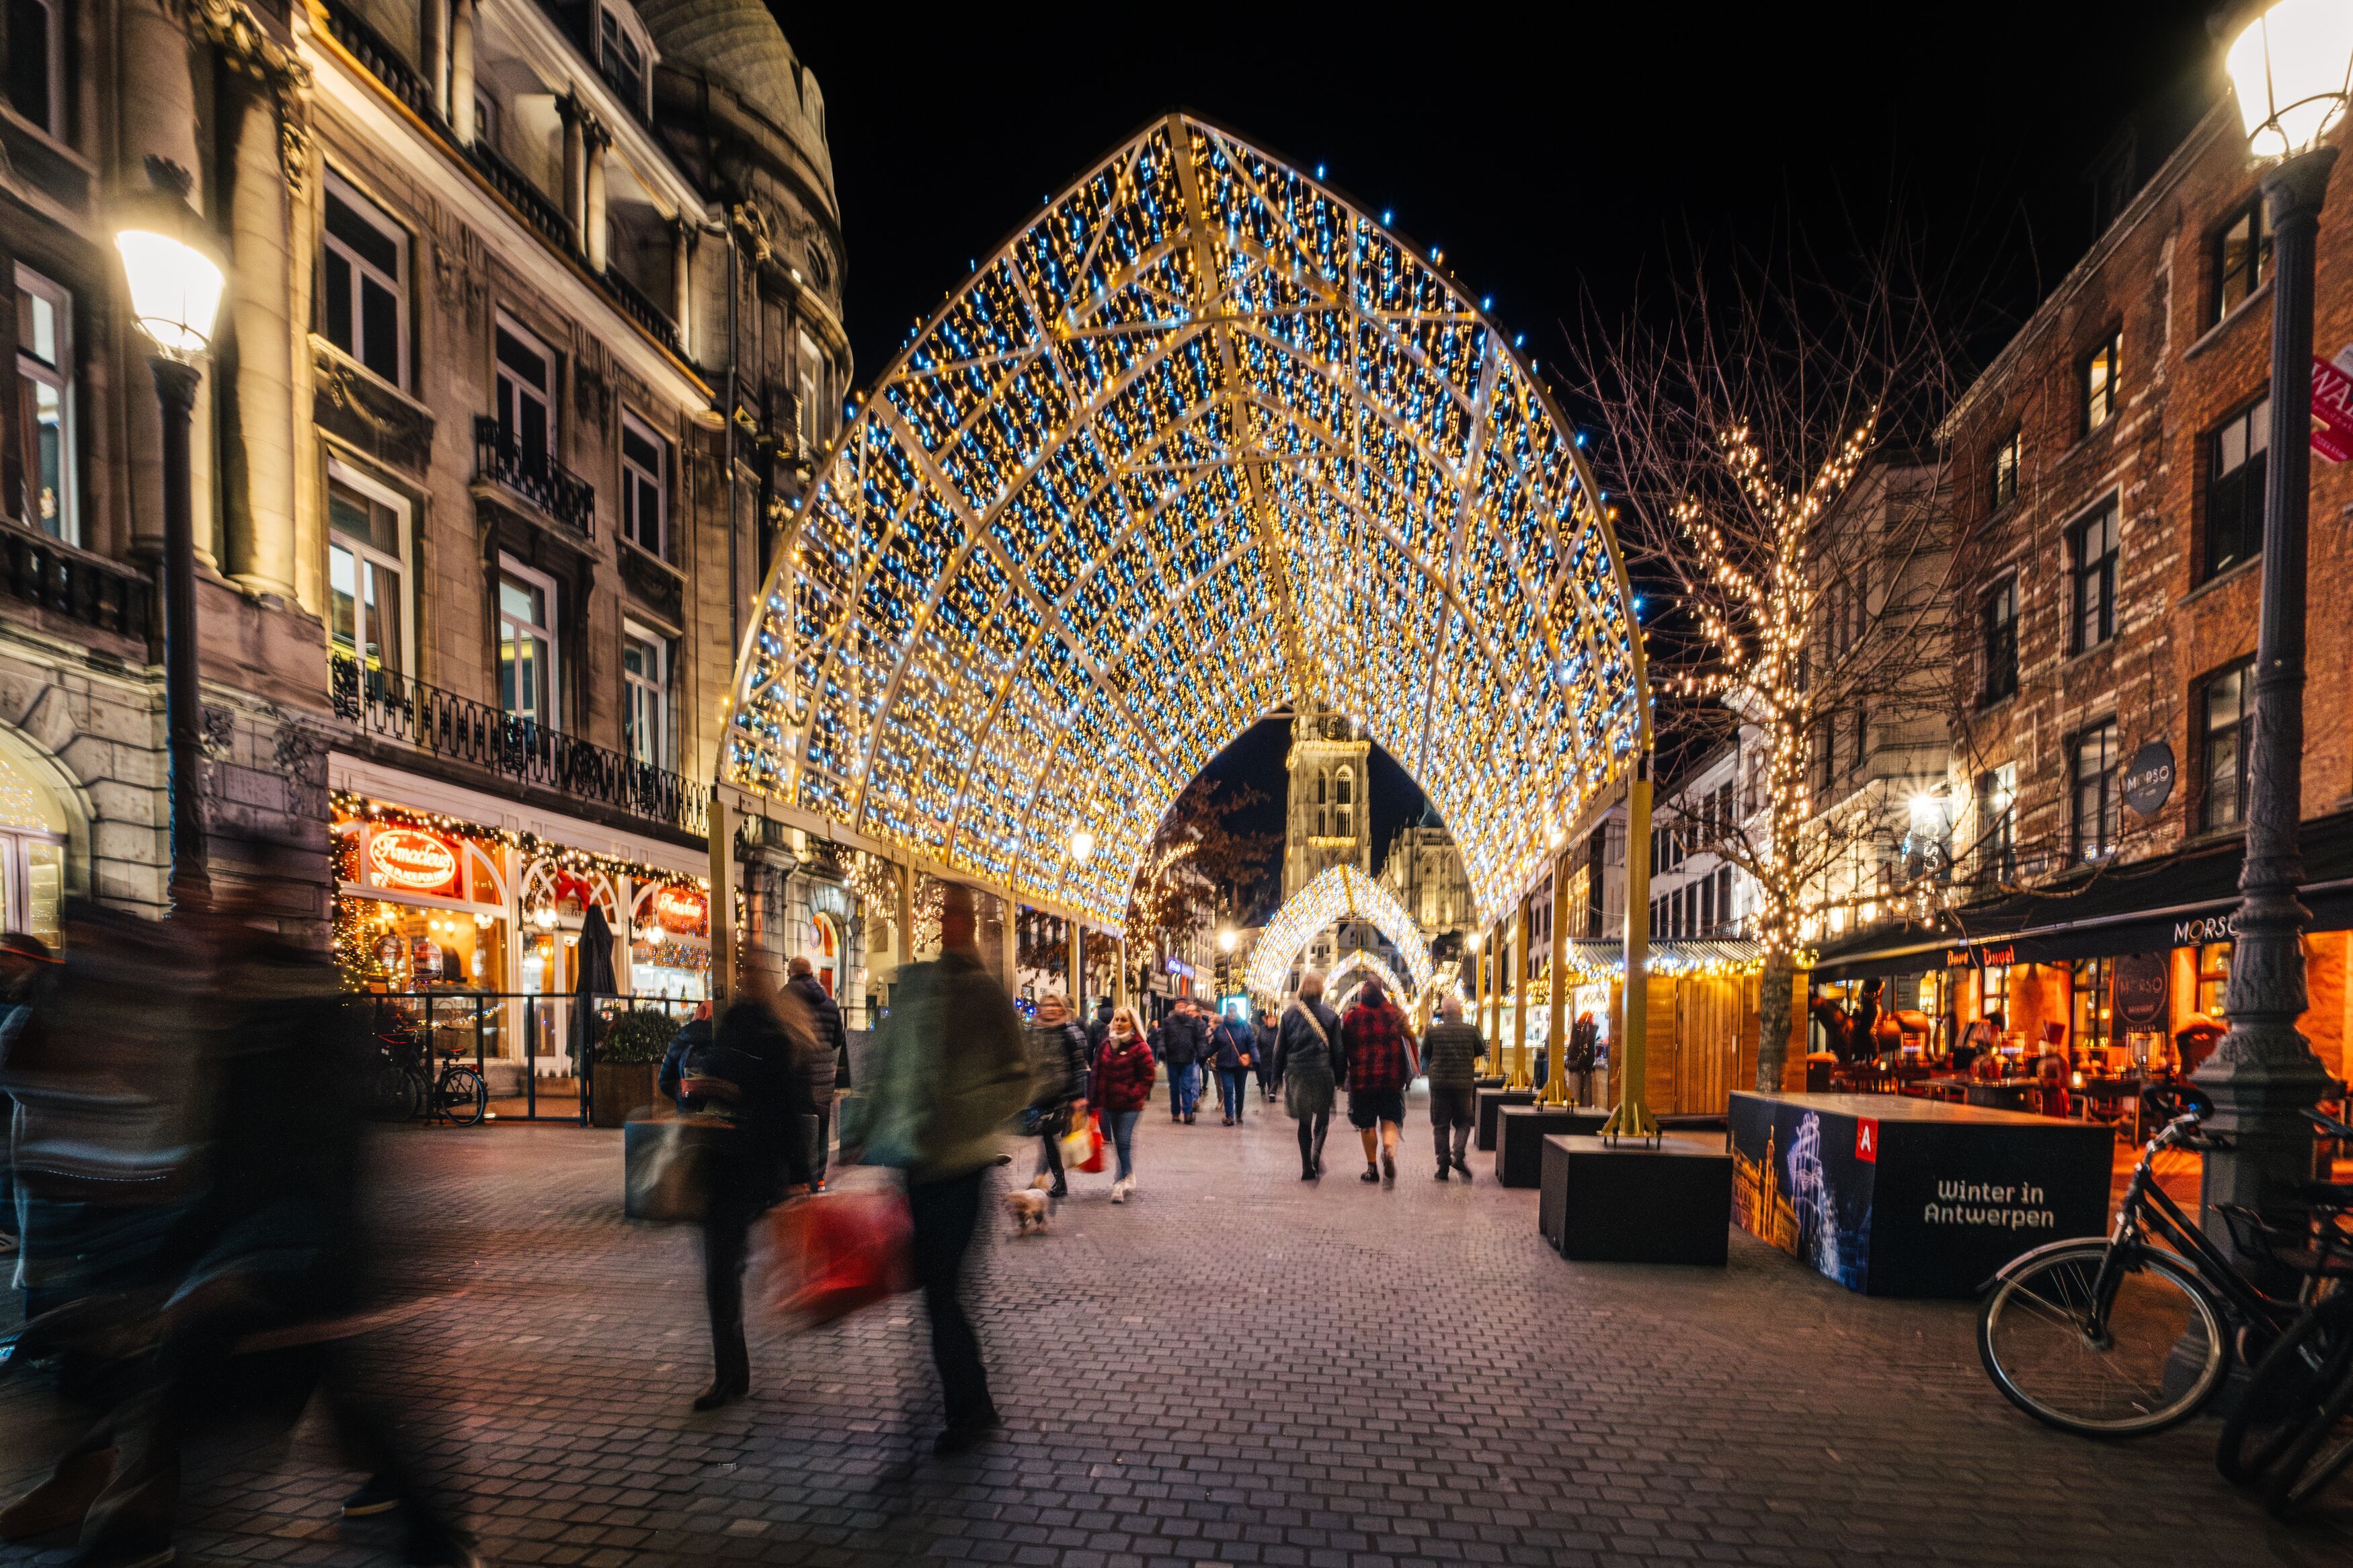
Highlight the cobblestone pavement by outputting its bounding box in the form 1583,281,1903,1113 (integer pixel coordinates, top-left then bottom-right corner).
3,1087,2348,1568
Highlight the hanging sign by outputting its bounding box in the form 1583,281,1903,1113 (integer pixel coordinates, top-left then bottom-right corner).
2120,739,2176,818
652,884,709,936
2114,952,2169,1031
366,827,461,895
2314,355,2353,463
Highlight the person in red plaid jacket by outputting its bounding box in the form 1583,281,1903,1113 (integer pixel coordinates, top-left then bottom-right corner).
1339,979,1419,1185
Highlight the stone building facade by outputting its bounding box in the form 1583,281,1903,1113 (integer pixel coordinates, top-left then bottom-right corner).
1817,96,2353,1084
1376,804,1472,956
0,2,875,1050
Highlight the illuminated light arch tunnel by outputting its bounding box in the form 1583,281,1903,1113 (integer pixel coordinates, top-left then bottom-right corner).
720,114,1650,936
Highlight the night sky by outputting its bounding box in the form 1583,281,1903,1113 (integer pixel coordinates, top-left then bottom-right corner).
769,0,2223,906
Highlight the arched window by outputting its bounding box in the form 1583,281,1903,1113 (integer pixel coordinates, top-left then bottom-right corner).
1336,766,1353,839
1335,768,1353,805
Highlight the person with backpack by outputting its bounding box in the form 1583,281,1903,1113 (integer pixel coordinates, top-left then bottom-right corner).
787,956,850,1190
1275,972,1341,1180
1208,1006,1257,1125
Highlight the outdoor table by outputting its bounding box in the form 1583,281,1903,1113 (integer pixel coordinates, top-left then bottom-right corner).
1964,1081,2040,1112
1475,1086,1537,1150
1727,1091,2112,1296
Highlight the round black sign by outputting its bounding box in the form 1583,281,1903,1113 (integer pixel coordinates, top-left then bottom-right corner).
2121,739,2176,817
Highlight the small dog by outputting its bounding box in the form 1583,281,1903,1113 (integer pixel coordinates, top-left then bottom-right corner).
1004,1172,1055,1236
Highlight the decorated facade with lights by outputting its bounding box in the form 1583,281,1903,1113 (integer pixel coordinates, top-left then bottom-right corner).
722,115,1645,934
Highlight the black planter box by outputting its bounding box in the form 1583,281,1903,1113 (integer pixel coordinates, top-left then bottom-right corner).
1542,1134,1732,1265
1474,1087,1538,1150
1494,1105,1606,1187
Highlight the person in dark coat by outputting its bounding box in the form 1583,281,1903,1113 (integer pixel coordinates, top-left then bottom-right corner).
1086,997,1114,1053
1208,1008,1257,1125
1275,972,1341,1180
1025,993,1092,1197
1420,995,1485,1180
1158,999,1209,1123
680,985,815,1411
1251,1008,1279,1102
787,956,850,1189
657,1001,714,1108
1339,979,1417,1185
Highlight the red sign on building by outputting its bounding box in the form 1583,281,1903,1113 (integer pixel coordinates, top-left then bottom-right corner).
2312,355,2353,463
1855,1117,1879,1164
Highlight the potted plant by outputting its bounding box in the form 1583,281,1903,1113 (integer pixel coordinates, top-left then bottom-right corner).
592,1008,675,1128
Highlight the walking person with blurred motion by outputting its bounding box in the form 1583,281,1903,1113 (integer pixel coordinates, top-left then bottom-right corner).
1420,994,1484,1181
1209,1006,1255,1125
1025,993,1091,1197
856,884,1033,1454
1158,997,1207,1123
682,981,816,1411
1252,1006,1279,1102
786,955,849,1190
1275,971,1341,1180
1090,1006,1155,1201
1340,977,1417,1185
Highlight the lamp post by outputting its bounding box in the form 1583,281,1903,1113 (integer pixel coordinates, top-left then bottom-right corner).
2198,0,2353,1239
116,197,227,916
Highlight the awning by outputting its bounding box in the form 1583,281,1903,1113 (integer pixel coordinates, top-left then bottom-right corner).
1808,809,2353,982
1560,938,1763,982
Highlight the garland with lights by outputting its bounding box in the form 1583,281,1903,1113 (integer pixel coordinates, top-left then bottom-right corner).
331,792,708,895
1324,948,1407,1006
1244,864,1432,1001
720,115,1642,933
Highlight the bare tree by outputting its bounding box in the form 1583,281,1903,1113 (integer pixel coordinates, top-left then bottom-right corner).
1566,235,1965,1091
1122,778,1279,999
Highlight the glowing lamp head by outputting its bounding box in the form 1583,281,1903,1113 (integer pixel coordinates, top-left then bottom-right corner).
1218,928,1237,952
1068,829,1095,864
114,228,225,360
2227,0,2353,158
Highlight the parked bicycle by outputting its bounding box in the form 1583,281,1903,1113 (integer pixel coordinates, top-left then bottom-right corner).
1975,1088,2341,1437
368,1027,488,1128
2212,1108,2353,1516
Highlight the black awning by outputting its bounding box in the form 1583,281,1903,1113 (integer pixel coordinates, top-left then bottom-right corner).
1808,809,2353,982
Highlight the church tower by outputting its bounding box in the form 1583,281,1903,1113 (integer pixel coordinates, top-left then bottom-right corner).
1283,705,1371,901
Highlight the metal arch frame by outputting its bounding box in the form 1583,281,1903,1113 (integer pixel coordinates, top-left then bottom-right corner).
1324,949,1408,1010
1243,864,1433,1002
720,114,1654,946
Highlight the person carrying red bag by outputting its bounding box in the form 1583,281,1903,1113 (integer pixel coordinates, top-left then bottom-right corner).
1089,1007,1156,1203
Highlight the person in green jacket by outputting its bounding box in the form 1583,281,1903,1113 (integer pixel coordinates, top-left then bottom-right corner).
1421,993,1487,1181
857,882,1031,1454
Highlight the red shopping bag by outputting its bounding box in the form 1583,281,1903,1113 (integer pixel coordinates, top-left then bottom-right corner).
768,1188,914,1325
1075,1110,1107,1174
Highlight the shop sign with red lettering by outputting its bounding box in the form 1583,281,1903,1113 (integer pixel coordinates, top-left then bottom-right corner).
366,827,461,895
653,884,708,936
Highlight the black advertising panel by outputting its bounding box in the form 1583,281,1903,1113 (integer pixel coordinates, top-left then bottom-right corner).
1730,1093,2114,1297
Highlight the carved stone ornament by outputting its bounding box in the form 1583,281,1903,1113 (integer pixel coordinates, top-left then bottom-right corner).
313,338,436,474
616,544,684,626
202,704,237,761
731,200,774,265
179,0,315,192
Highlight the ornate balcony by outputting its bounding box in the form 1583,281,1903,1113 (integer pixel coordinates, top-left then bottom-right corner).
0,528,153,646
329,651,707,838
474,417,594,536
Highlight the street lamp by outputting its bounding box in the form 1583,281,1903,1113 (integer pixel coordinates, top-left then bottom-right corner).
2200,0,2353,1239
116,188,226,915
1218,927,1237,953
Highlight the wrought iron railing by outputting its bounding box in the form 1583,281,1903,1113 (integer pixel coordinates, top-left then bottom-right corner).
356,990,701,1124
317,0,436,121
330,652,708,837
474,417,595,535
464,136,572,255
0,528,152,642
601,263,687,362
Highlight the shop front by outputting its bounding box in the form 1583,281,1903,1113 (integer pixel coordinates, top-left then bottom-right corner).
329,757,709,1121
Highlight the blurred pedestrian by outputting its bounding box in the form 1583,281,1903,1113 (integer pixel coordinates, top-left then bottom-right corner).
1089,1006,1155,1200
1159,997,1207,1123
1275,972,1341,1180
1421,995,1484,1181
0,932,56,1261
1568,1011,1598,1103
1209,1006,1255,1125
787,955,850,1190
1025,993,1091,1197
1341,978,1418,1185
678,981,815,1411
657,999,713,1109
1086,997,1114,1052
856,884,1032,1454
1252,1007,1279,1102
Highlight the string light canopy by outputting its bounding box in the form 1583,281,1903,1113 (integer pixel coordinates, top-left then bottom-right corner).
1325,948,1408,1009
723,114,1646,930
1244,863,1432,1001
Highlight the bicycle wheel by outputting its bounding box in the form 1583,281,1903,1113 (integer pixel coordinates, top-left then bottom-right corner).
2265,1358,2353,1516
369,1061,421,1123
2219,1296,2353,1483
436,1065,487,1127
1978,1239,2227,1436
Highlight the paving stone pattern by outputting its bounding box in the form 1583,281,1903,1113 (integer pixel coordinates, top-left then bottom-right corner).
3,1085,2347,1568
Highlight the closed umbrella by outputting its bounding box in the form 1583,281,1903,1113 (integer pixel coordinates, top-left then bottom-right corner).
573,902,619,1122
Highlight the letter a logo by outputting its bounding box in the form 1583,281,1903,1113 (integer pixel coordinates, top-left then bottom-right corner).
1855,1118,1878,1163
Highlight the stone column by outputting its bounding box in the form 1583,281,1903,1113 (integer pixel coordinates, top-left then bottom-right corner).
560,95,586,253
583,120,610,272
448,0,478,145
742,847,793,995
219,76,298,600
671,217,693,358
118,0,216,567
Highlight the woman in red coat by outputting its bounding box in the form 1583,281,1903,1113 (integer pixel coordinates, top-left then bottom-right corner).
1090,1006,1156,1202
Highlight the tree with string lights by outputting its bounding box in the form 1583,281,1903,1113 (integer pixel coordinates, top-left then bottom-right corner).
1567,237,1965,1091
1122,778,1279,1001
